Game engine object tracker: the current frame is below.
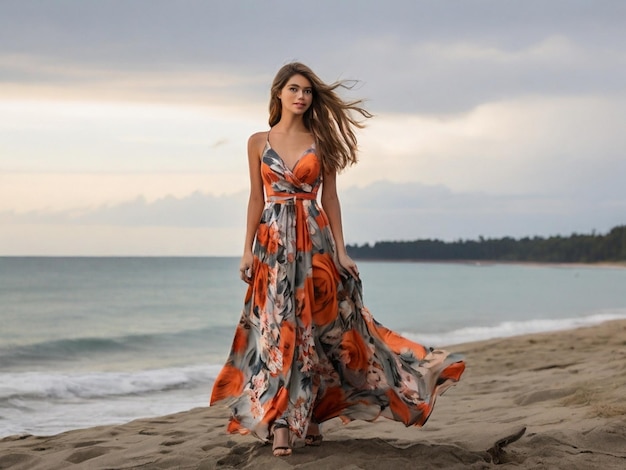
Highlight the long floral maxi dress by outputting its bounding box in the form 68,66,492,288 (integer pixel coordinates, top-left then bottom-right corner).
210,142,465,441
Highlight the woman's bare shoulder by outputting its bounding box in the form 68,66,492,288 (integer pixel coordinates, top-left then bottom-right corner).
247,131,269,160
248,131,269,146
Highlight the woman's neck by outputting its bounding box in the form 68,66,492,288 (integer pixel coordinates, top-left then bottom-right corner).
273,114,307,133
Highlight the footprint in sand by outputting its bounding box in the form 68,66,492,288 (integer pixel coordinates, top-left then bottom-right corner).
66,446,114,464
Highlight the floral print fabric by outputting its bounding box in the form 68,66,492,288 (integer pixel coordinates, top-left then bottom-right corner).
210,141,465,440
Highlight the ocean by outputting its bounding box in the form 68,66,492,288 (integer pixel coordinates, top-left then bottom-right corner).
1,256,625,438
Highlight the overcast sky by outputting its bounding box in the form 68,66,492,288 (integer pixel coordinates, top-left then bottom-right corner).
1,0,625,255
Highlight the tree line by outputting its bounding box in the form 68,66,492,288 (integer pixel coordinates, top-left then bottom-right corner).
346,225,626,263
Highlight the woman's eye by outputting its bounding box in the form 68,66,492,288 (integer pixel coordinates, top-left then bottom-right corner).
304,89,312,95
289,87,297,92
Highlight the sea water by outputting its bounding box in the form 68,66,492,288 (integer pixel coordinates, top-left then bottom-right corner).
1,257,625,437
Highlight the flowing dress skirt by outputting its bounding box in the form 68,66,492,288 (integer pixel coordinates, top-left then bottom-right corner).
210,189,465,441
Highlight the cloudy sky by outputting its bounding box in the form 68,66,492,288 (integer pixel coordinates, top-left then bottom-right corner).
1,0,625,255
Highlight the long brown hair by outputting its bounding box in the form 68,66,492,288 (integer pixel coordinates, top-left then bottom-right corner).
268,62,373,174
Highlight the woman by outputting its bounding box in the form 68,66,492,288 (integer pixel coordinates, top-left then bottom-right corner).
210,62,465,457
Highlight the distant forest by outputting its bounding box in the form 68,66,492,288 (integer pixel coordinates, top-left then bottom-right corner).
346,225,626,263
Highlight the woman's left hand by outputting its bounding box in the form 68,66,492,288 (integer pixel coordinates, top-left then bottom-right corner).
337,252,359,279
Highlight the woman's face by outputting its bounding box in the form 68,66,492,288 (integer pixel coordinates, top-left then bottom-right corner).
278,73,313,115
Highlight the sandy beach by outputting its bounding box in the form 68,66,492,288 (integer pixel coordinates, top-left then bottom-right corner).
1,320,625,470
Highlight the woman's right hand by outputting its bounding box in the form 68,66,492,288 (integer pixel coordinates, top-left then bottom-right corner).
239,251,254,284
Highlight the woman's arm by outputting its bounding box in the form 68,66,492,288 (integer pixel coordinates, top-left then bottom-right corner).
239,132,266,282
321,169,359,279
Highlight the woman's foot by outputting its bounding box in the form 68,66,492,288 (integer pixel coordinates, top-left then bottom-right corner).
272,423,292,457
305,422,323,447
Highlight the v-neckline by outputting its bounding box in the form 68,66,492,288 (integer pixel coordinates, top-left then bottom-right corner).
267,142,315,173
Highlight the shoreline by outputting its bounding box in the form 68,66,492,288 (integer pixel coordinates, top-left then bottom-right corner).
354,258,626,268
2,255,625,268
2,320,625,469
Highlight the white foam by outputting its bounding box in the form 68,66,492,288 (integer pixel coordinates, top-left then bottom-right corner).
0,364,223,402
402,311,626,346
0,364,225,437
1,386,211,438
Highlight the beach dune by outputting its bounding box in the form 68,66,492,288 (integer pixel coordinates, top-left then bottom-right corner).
1,320,625,469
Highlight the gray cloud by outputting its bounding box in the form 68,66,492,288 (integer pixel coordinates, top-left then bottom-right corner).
3,1,623,59
2,182,622,243
2,0,624,113
0,191,247,228
339,181,625,244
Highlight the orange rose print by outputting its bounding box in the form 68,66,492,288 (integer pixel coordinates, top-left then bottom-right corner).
341,329,370,371
311,253,340,326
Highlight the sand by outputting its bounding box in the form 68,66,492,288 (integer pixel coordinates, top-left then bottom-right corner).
1,320,625,469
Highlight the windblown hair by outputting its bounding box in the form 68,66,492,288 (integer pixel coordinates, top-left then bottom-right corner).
268,62,373,174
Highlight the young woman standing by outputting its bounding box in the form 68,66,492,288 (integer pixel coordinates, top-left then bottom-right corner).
210,62,465,457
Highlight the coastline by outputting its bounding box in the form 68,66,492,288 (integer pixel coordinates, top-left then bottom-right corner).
1,320,625,469
354,258,626,269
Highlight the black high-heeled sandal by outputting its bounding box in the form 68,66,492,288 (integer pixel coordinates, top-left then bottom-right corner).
305,421,323,447
271,423,292,457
